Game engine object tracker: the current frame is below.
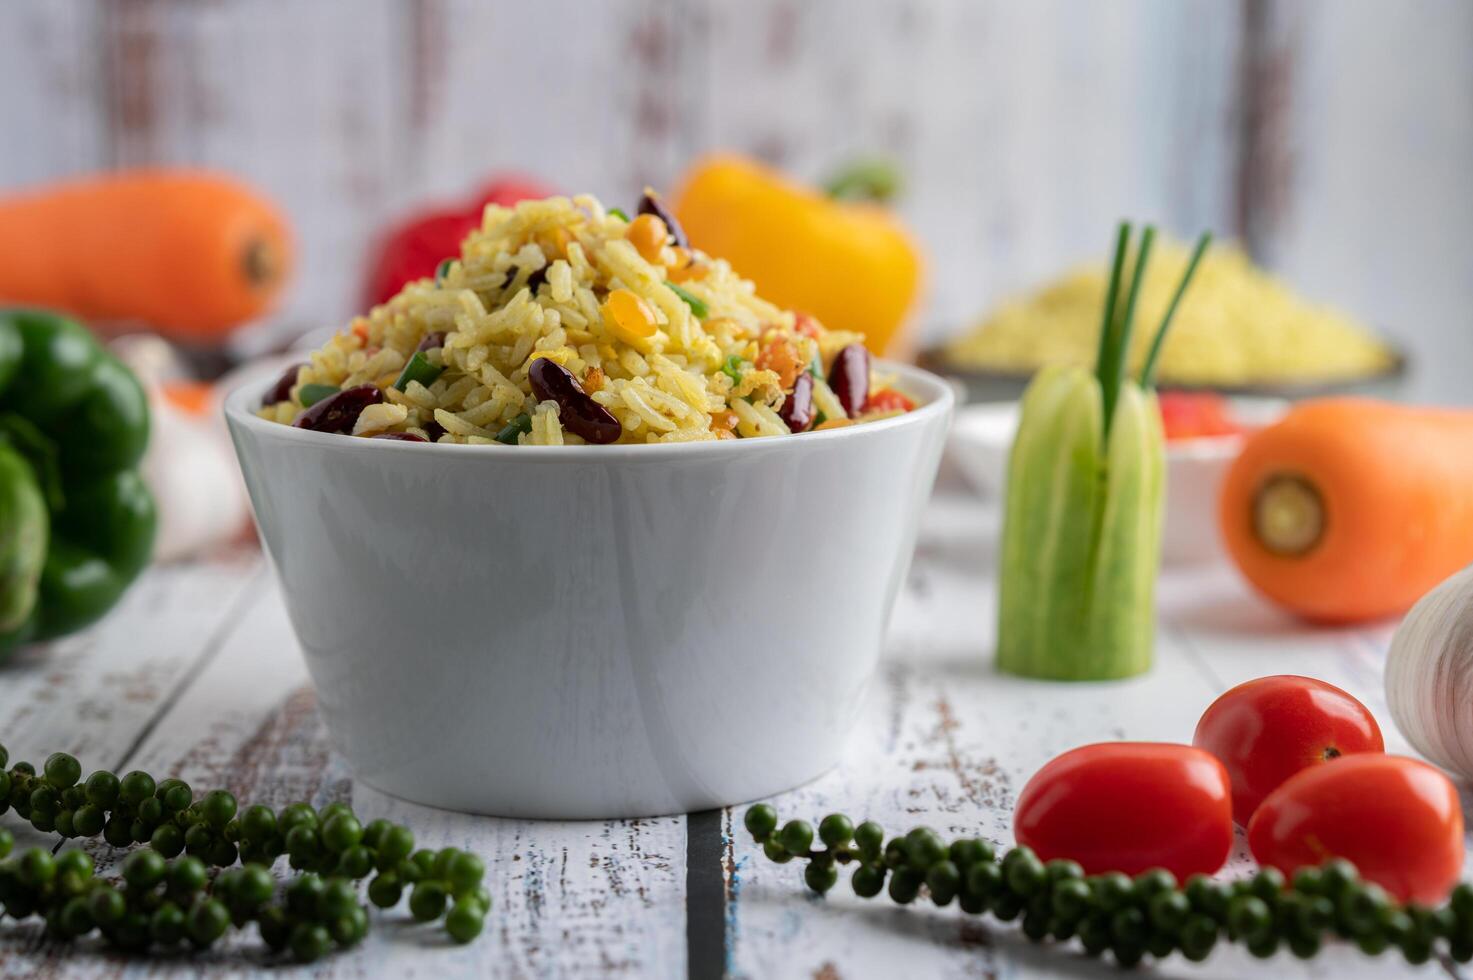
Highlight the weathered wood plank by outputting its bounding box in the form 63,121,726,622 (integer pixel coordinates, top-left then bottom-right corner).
86,0,411,337
725,492,1463,979
0,494,1466,977
4,0,1470,402
0,550,263,772
1236,0,1473,405
694,0,1244,335
0,2,108,184
2,573,690,978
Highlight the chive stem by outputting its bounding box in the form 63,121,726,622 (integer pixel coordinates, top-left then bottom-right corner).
1099,225,1155,437
1093,223,1132,394
1139,231,1212,391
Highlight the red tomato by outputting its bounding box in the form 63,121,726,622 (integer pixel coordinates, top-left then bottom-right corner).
1014,743,1234,879
793,312,821,338
1157,390,1244,441
1193,675,1384,826
1248,754,1463,904
862,389,915,414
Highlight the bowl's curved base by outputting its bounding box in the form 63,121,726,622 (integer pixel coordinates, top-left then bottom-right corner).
352,758,841,821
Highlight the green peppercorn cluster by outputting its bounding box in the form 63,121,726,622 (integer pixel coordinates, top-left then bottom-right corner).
744,804,1473,968
0,743,490,961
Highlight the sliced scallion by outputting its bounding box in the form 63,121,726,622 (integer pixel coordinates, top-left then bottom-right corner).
666,282,708,319
495,413,532,445
393,352,443,392
298,384,339,408
720,355,744,387
607,208,629,222
435,258,454,284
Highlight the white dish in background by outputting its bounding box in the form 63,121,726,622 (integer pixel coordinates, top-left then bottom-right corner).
225,362,953,819
948,397,1287,565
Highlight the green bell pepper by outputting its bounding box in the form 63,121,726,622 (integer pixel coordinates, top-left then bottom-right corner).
0,308,157,660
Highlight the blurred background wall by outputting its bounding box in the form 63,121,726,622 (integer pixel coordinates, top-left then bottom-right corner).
2,0,1469,401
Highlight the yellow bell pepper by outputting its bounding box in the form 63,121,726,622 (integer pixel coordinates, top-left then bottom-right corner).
672,155,924,355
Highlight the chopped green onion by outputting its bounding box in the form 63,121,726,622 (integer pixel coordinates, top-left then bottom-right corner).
720,355,744,387
607,208,629,222
813,410,828,428
495,413,532,445
434,258,454,284
393,352,443,392
298,384,339,408
1139,231,1212,391
808,349,825,380
666,282,708,319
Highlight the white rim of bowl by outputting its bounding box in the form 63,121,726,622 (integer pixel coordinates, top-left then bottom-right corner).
223,359,956,461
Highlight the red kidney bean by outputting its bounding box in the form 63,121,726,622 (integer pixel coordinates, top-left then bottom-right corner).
293,385,384,435
262,362,306,407
778,373,815,432
416,332,447,352
828,344,870,417
369,432,427,442
422,419,446,442
638,190,688,249
527,358,622,445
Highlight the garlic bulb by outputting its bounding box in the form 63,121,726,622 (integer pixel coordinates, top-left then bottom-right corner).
1386,563,1473,779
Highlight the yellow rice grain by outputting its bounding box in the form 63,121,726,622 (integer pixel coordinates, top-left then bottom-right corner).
264,195,905,444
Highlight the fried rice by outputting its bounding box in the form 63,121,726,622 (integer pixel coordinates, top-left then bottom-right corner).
260,193,914,445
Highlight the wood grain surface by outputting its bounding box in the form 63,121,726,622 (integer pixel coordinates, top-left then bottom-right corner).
0,486,1463,978
0,0,1469,402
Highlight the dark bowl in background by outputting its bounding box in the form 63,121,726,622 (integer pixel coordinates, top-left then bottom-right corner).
916,344,1410,404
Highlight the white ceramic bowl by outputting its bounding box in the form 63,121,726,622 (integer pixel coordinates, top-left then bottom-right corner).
948,398,1286,565
225,363,953,819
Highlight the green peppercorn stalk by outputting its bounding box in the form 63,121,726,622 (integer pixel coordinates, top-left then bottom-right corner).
744,804,1473,968
0,742,490,961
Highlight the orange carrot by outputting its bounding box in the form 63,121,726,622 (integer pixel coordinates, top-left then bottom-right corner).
160,381,215,416
1220,398,1473,624
0,170,292,340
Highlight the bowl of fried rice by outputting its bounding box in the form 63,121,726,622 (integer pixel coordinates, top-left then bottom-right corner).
225,193,953,818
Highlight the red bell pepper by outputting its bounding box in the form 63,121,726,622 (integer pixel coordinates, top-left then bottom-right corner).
362,176,554,308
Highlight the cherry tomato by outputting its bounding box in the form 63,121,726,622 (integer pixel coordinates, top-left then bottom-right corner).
1014,743,1234,879
1156,390,1244,441
1193,675,1384,826
1248,754,1463,904
862,389,915,414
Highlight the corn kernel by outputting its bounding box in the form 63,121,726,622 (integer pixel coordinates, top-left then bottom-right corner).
527,348,574,366
602,288,658,346
626,214,668,264
669,262,708,283
545,227,575,260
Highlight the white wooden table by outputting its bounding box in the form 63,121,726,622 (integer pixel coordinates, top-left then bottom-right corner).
0,479,1464,979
